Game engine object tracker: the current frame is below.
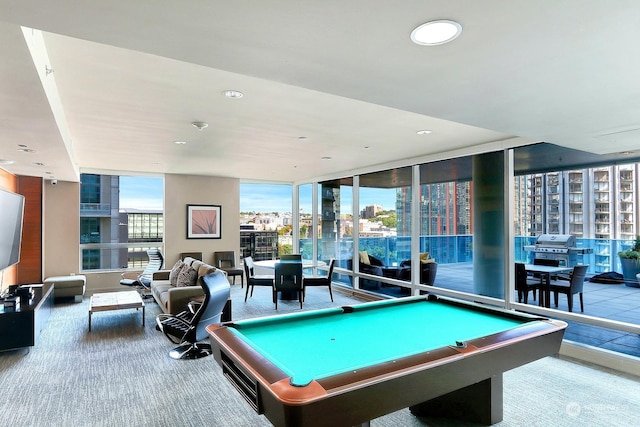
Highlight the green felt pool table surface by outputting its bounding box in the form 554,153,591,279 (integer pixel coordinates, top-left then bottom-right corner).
230,297,525,386
207,295,567,427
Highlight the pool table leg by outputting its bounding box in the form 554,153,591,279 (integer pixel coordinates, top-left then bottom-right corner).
409,374,503,425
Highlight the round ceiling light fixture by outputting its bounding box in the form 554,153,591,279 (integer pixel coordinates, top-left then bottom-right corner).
416,129,433,135
222,90,244,99
411,20,462,46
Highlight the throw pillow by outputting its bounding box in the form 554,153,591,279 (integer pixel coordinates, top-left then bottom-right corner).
176,266,198,287
420,252,434,264
169,260,185,286
359,251,371,265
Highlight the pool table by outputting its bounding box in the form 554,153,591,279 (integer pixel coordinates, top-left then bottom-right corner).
206,295,567,427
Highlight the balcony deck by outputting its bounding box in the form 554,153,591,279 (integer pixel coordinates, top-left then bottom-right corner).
433,262,640,358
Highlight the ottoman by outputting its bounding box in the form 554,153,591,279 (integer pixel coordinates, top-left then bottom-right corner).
44,275,86,302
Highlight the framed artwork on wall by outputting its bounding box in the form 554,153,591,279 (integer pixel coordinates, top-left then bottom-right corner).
187,204,221,239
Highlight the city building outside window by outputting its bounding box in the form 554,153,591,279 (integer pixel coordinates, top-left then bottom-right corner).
79,174,163,271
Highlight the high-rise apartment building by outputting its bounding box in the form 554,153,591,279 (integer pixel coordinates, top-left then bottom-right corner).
396,182,473,237
523,164,638,274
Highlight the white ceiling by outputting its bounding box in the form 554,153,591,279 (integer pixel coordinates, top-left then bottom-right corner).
1,1,639,183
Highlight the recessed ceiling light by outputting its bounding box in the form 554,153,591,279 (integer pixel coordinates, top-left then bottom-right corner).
222,90,244,99
417,130,433,135
174,141,187,145
0,159,15,165
32,162,45,166
411,20,462,46
17,148,36,153
321,156,332,160
298,136,308,141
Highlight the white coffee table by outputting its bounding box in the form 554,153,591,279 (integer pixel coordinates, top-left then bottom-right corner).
89,291,145,331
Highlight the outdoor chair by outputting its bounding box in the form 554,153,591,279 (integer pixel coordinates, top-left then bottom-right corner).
549,264,588,312
515,262,542,304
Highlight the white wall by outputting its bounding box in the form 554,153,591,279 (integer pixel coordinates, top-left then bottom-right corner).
164,173,240,267
42,173,240,295
43,180,80,277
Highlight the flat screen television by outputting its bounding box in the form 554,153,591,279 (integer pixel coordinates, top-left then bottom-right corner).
0,188,24,274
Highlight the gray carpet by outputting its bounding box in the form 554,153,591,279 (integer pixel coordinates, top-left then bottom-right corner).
1,284,639,427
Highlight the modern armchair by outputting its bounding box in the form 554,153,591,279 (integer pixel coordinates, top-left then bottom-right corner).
156,269,230,359
214,251,243,287
398,260,438,286
120,249,164,298
303,259,335,302
549,264,588,312
346,253,384,290
273,261,303,309
243,256,274,302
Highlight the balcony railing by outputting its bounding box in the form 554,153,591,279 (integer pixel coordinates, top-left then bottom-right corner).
80,203,112,216
80,242,163,271
301,235,636,276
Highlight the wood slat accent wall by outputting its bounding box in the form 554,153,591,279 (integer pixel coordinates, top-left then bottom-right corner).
17,176,43,284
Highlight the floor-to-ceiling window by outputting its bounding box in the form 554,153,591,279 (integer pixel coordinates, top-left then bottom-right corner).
357,167,411,295
239,182,292,259
317,178,353,288
79,173,163,271
302,143,640,360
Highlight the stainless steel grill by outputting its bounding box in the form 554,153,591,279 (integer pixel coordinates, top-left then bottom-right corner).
524,234,593,267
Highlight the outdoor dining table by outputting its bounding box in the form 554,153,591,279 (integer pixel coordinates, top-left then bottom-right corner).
524,264,573,308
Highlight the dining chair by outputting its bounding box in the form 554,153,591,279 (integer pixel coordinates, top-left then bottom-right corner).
303,259,335,302
549,264,588,312
214,251,244,287
273,261,303,309
243,256,274,302
180,252,203,261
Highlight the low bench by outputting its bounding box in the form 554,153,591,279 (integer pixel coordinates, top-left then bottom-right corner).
43,275,86,302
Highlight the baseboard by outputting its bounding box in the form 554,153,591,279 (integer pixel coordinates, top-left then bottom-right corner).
560,339,640,377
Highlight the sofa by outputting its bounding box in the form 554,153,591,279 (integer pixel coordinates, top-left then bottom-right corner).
151,257,225,315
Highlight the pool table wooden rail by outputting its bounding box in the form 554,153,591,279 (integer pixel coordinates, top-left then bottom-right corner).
206,299,567,427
